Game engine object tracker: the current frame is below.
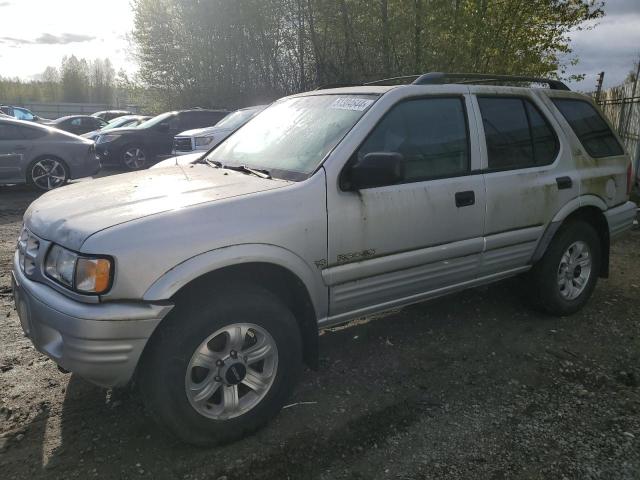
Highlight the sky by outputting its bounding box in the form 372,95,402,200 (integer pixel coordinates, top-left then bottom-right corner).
0,0,638,90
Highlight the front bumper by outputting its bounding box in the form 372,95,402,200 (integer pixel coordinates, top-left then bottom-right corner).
605,201,637,239
12,252,173,388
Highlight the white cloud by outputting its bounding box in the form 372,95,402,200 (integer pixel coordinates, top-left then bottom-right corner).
0,0,136,79
562,0,640,90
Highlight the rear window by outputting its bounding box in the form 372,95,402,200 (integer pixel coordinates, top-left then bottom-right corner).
552,98,624,158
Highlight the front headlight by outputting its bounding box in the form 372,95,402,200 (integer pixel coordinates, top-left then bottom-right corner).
45,244,113,294
97,134,121,144
195,136,214,147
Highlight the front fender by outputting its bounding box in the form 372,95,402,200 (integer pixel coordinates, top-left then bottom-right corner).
142,243,327,320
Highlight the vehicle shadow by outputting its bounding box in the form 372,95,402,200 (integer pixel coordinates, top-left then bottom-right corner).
14,277,565,479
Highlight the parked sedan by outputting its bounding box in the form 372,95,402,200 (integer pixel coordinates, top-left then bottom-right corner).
51,115,108,136
0,117,99,190
81,115,151,141
0,105,50,123
92,110,135,121
95,109,228,170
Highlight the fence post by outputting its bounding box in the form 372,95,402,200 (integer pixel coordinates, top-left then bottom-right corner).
595,71,605,104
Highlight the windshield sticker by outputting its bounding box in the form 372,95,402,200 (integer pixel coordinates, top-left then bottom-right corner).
330,97,374,111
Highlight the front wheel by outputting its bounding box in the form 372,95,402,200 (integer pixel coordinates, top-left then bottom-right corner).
121,146,148,170
527,221,601,316
139,285,302,446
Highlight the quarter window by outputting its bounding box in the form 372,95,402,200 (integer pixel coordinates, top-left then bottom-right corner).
478,97,558,170
551,98,624,158
357,97,469,184
0,124,24,140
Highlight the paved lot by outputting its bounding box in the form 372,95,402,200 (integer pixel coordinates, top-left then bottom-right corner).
0,182,639,479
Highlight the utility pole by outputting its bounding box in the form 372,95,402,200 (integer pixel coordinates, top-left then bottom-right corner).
595,71,605,104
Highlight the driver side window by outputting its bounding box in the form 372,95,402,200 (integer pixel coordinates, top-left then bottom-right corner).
357,97,470,184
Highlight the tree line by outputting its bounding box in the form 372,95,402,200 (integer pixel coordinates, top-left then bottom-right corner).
0,57,121,105
132,0,604,110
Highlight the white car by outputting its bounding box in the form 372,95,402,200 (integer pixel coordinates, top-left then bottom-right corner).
171,105,265,156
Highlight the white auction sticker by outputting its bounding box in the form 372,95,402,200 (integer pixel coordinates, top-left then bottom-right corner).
330,97,374,111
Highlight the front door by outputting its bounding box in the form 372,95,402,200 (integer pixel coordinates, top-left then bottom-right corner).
325,95,486,321
0,123,27,182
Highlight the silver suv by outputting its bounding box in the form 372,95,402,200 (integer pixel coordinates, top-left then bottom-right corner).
12,73,637,445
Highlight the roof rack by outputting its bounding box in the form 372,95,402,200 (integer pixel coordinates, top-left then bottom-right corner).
312,72,570,91
314,83,362,90
411,72,570,90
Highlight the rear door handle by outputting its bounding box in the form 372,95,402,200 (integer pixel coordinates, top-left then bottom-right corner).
556,176,572,190
14,145,27,151
455,190,475,207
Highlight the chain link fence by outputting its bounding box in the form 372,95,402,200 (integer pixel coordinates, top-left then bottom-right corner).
597,80,640,188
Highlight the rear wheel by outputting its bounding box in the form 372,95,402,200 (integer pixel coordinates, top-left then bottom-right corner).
527,221,601,316
28,157,69,191
139,285,302,446
121,146,147,170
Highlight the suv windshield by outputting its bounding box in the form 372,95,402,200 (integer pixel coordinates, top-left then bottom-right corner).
205,94,377,177
137,112,175,129
215,108,259,130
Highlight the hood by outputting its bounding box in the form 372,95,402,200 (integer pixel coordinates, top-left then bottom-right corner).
176,126,233,138
81,130,99,140
25,165,292,251
151,152,203,169
99,126,141,135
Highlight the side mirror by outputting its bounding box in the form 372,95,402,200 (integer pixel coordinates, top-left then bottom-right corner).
346,152,404,190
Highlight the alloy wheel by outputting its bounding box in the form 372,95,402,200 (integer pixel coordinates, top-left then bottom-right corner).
123,147,146,169
185,323,278,420
557,240,592,301
30,158,67,190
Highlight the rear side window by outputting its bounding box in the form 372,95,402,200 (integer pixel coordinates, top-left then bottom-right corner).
478,97,558,170
357,97,469,183
0,123,25,140
552,98,624,158
21,127,47,139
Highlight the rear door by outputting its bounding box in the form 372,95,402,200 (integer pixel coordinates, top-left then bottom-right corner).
473,90,577,275
325,93,486,320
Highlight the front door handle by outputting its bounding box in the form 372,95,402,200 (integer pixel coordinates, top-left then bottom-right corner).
14,145,27,151
455,190,475,207
556,176,573,190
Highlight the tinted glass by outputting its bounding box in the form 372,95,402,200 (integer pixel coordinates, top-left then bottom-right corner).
479,97,533,169
526,101,558,165
479,97,558,169
357,97,469,183
21,127,47,139
552,98,624,158
70,118,82,126
0,123,24,140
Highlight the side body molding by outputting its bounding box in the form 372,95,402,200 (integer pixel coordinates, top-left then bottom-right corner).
142,243,328,320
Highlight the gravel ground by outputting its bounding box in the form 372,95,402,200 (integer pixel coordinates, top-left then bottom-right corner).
0,183,639,480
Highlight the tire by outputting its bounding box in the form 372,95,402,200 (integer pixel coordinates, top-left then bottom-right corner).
527,221,601,316
139,284,303,446
27,157,69,191
121,145,148,170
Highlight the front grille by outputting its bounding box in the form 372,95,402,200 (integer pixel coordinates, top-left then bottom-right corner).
173,137,193,152
17,227,41,276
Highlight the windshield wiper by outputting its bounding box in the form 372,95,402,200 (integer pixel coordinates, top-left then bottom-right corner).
202,158,271,179
203,158,222,168
229,165,272,179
